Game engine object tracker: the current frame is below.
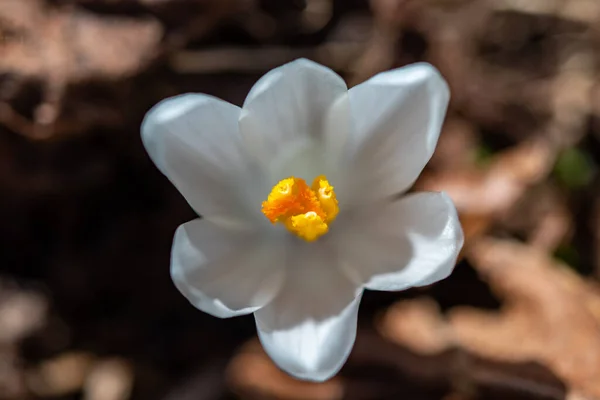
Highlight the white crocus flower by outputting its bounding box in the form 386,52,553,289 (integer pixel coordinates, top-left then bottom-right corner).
141,59,463,382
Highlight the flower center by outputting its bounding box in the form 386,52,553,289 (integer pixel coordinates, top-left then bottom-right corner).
261,175,339,242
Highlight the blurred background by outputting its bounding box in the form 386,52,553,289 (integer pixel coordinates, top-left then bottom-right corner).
1,0,600,399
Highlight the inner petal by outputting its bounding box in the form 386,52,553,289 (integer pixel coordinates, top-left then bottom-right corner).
269,138,326,183
261,176,339,242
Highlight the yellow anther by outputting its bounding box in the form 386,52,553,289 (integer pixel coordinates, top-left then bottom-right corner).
311,175,339,223
261,175,339,242
287,212,329,242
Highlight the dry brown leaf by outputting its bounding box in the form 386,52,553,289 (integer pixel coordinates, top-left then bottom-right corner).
84,358,134,400
420,139,555,216
502,183,572,252
0,280,47,344
0,0,162,138
0,0,162,81
418,139,556,247
27,352,96,397
380,238,600,399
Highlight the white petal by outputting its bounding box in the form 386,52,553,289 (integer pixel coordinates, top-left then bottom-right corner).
337,192,463,291
254,246,362,381
142,94,263,227
343,63,449,204
239,58,348,179
171,219,285,318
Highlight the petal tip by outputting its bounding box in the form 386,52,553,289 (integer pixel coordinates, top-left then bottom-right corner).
141,93,231,141
254,293,362,383
284,57,332,71
411,62,450,100
140,93,201,157
375,62,449,102
290,366,342,383
256,329,351,382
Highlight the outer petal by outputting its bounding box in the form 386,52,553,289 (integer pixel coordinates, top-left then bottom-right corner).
171,219,285,318
142,94,263,227
336,192,463,291
254,246,362,381
343,63,449,205
239,58,348,179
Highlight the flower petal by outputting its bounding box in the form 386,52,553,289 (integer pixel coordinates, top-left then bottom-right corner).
239,58,348,179
142,94,263,227
171,219,285,318
343,63,449,204
254,246,362,381
336,192,463,291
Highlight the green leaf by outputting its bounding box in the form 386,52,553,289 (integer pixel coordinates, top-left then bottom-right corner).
553,147,595,189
